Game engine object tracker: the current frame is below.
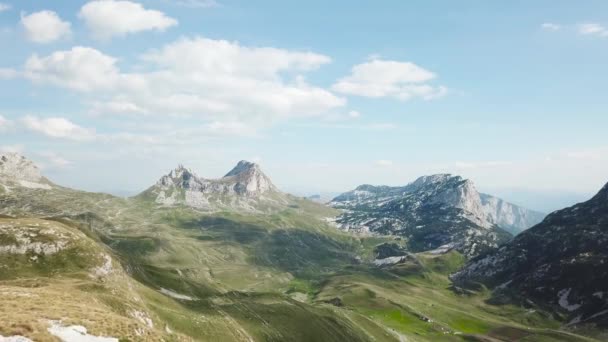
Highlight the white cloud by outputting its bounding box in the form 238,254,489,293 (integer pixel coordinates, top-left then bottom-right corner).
332,58,447,100
23,38,344,129
348,110,361,118
578,23,608,37
0,3,10,12
541,23,561,31
24,47,124,92
374,159,393,167
21,116,96,141
20,10,71,43
79,0,178,39
0,68,19,79
90,99,148,115
173,0,219,8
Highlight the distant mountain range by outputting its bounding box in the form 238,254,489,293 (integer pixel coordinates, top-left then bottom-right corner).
329,174,545,258
452,181,608,327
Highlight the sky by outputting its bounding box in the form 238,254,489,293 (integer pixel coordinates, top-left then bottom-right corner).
0,0,607,212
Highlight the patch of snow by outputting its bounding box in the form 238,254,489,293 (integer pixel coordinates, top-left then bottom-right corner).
47,321,118,342
0,336,33,342
557,288,582,312
427,243,454,255
373,256,407,266
593,291,604,299
160,287,196,301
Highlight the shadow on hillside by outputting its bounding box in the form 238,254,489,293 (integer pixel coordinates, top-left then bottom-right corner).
181,216,360,279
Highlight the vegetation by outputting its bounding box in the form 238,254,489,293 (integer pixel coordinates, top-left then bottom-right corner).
0,185,604,341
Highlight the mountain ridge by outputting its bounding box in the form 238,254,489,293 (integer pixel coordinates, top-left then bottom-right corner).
451,180,608,326
331,174,545,235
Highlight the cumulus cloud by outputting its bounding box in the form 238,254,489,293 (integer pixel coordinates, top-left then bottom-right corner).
24,47,125,92
79,0,178,39
22,38,344,127
21,116,96,141
578,23,608,37
90,99,148,115
332,58,447,100
20,10,71,43
541,23,561,31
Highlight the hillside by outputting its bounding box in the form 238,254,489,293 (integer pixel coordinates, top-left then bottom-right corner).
452,181,608,335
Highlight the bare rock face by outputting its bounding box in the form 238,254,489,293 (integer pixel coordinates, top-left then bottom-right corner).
329,174,544,258
222,160,278,195
141,160,283,211
0,153,52,190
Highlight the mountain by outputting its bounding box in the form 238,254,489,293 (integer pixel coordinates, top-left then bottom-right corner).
479,193,546,234
329,174,543,258
451,181,608,328
138,160,288,211
0,152,53,190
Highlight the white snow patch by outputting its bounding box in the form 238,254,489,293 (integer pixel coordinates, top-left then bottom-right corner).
593,291,604,299
160,287,196,301
557,288,582,312
373,256,407,266
427,243,454,255
47,321,118,342
0,336,33,342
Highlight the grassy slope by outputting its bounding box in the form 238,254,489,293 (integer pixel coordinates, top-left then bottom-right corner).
0,186,602,341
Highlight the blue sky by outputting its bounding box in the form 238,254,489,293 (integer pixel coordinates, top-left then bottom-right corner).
0,0,607,211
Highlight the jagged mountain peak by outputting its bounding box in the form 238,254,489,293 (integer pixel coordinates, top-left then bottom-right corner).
223,160,260,177
143,159,281,211
0,153,41,180
411,173,462,186
0,153,52,189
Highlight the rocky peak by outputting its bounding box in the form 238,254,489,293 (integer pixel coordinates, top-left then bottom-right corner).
409,174,461,189
157,164,198,189
0,153,45,183
222,160,277,195
224,160,260,177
